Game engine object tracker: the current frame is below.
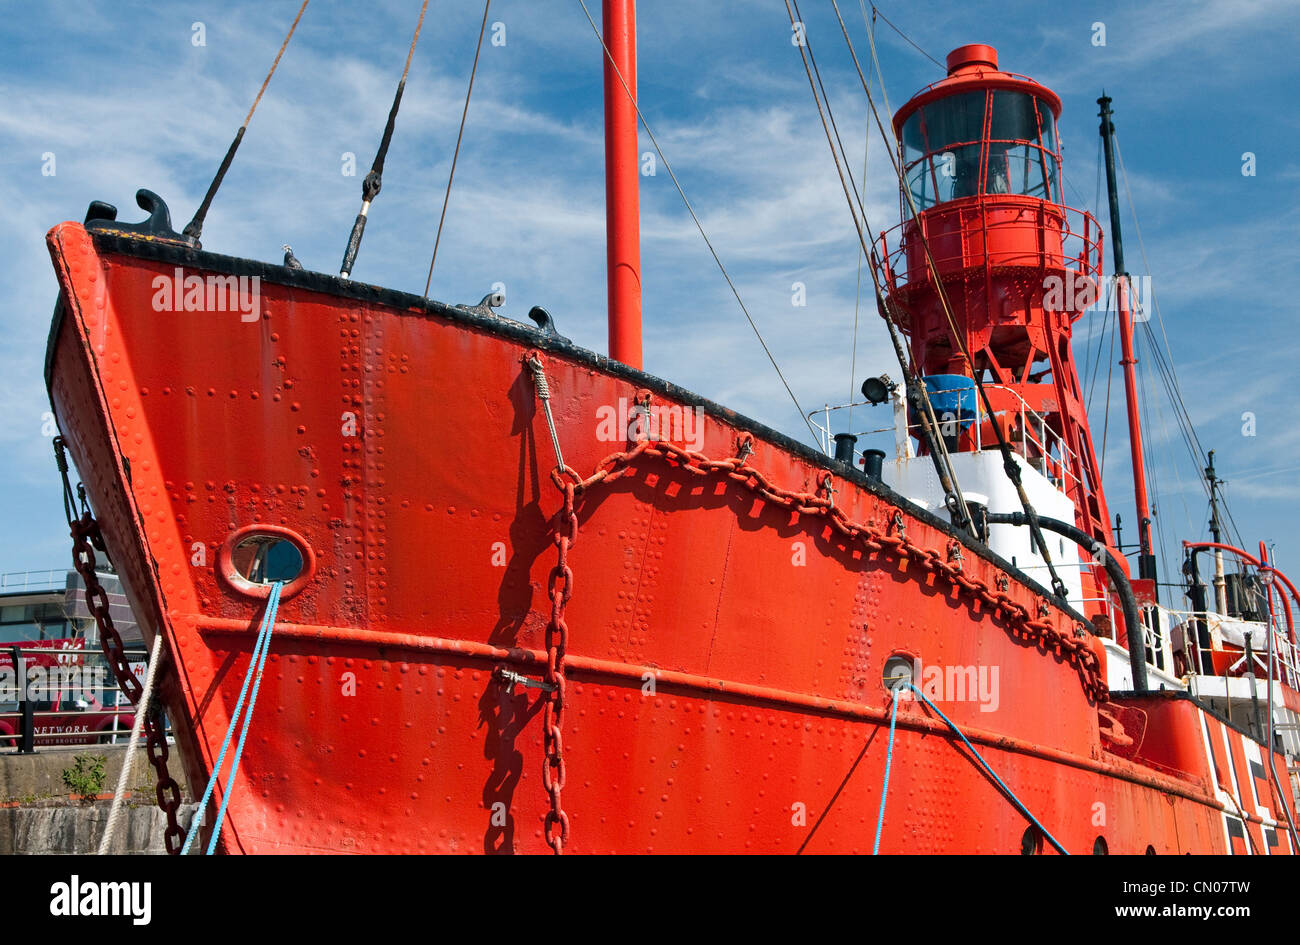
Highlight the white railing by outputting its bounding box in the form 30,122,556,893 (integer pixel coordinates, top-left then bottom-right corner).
808,382,1082,493
0,569,69,593
1154,607,1300,690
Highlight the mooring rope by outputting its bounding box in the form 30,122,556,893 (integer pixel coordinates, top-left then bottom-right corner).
872,690,899,854
339,0,430,279
182,0,311,244
905,682,1069,854
96,632,164,855
182,581,284,855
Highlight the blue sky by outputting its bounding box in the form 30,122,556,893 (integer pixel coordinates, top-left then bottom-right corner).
1,0,1298,598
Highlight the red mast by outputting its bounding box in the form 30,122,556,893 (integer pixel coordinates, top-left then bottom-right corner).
1116,275,1154,578
602,0,642,368
1099,95,1158,592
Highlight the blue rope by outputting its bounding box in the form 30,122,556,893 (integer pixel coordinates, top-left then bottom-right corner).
906,682,1069,855
205,580,283,854
181,581,284,855
873,691,900,854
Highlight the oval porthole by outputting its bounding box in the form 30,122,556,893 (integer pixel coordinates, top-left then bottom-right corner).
882,654,916,694
1021,825,1042,855
1093,836,1108,855
218,524,315,600
233,535,303,584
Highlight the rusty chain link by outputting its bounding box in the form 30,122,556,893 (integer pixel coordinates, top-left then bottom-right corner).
526,357,1105,853
541,466,578,853
56,437,186,853
69,509,186,855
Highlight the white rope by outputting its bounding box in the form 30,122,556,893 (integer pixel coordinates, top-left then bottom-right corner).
97,632,164,855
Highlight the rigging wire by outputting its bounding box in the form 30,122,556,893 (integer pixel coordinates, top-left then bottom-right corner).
339,0,431,280
846,51,872,436
1097,294,1117,479
1140,320,1203,480
1084,280,1115,410
1220,482,1251,556
182,0,311,244
574,0,823,446
786,0,975,535
1139,320,1199,547
1061,172,1092,216
1136,332,1172,583
1148,316,1250,552
1152,351,1196,577
1094,134,1103,219
1113,135,1211,479
867,3,943,69
1113,132,1251,557
424,0,492,296
833,0,1069,591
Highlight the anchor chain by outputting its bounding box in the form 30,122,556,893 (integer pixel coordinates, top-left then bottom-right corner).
70,514,186,855
542,467,578,853
568,439,1107,701
57,439,185,854
523,358,1107,853
526,355,573,854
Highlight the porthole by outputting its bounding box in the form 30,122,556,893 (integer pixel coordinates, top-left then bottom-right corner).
882,654,915,693
233,535,303,584
1021,825,1042,855
218,524,315,600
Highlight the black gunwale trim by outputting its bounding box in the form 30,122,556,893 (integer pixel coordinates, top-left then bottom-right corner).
45,225,1098,634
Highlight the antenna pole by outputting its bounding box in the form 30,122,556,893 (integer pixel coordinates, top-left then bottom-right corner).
602,0,643,368
1206,450,1229,614
1099,94,1158,598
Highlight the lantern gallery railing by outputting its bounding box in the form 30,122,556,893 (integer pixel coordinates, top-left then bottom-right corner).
874,198,1103,313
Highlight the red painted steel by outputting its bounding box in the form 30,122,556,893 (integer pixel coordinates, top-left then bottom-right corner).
602,0,642,369
43,217,1297,854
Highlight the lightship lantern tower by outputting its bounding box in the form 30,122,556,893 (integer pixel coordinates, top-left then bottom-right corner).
874,44,1123,619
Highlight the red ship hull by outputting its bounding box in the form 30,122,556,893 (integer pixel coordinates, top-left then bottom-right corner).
45,217,1296,854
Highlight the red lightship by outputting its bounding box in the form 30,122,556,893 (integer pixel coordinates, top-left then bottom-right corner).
43,5,1300,854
